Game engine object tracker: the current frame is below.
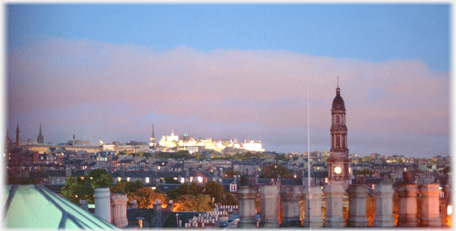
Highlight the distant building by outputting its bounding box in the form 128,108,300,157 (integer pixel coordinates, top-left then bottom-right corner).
157,131,265,154
242,140,265,152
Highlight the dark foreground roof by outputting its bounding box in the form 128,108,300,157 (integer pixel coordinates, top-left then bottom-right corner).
4,184,117,229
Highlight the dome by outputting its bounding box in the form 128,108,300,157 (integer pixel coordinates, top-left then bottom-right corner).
332,88,345,111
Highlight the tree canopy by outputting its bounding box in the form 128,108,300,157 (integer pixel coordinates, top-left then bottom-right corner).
224,169,241,178
174,194,212,212
61,176,94,204
130,187,169,209
166,180,238,206
86,169,113,188
111,180,145,194
261,164,293,178
361,156,373,162
153,151,194,160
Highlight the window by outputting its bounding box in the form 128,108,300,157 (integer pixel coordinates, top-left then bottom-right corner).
230,183,237,192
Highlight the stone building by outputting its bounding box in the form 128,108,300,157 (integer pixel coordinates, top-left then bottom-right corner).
327,81,350,190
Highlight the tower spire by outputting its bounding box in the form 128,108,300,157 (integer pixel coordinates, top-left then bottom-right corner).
328,81,349,190
6,128,10,143
16,124,20,145
150,124,156,150
152,124,155,139
37,122,44,144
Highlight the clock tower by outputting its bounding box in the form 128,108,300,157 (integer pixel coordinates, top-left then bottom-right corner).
327,80,350,190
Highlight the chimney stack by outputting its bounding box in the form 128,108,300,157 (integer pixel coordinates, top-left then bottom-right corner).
94,187,112,223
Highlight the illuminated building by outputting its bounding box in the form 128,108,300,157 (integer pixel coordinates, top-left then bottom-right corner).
242,140,265,152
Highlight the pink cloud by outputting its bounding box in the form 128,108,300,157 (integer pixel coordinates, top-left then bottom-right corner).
8,37,449,140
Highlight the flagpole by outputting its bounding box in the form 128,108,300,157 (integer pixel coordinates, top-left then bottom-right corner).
307,71,311,229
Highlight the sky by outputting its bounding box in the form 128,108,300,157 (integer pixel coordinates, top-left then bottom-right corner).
5,4,450,158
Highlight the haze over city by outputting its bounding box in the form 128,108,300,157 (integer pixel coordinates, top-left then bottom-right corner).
6,4,449,158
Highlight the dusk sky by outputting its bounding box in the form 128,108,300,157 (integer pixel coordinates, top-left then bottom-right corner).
6,4,450,158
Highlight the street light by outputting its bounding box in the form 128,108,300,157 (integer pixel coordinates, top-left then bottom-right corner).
176,214,179,228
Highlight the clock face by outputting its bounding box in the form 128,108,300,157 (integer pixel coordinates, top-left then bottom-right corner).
334,166,342,174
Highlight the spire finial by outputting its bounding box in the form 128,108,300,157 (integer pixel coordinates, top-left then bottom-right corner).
337,76,339,89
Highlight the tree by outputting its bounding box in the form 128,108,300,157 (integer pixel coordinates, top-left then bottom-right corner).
224,169,234,178
366,193,376,226
174,194,212,212
211,153,220,159
167,181,237,207
222,192,238,205
61,176,94,204
362,156,373,162
167,182,203,200
204,180,224,203
133,187,169,209
111,180,144,194
261,164,293,178
86,169,113,188
220,153,231,160
195,153,207,160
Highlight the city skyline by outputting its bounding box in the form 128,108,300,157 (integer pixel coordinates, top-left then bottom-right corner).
6,4,450,157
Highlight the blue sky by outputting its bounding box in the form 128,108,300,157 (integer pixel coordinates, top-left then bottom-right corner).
6,4,450,157
8,4,449,70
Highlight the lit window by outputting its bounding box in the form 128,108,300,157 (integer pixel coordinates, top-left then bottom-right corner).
145,177,150,183
197,176,203,183
230,183,237,192
118,177,121,182
127,177,130,182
